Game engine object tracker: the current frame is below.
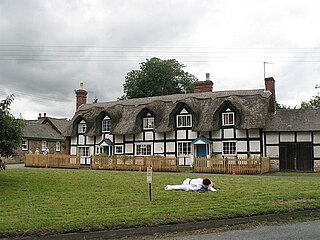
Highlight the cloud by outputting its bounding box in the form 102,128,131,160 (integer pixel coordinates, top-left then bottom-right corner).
0,0,320,119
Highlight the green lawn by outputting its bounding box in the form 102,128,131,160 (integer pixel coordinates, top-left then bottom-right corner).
1,168,320,237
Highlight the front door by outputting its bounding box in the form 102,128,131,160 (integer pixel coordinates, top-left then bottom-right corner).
103,146,112,156
196,145,207,157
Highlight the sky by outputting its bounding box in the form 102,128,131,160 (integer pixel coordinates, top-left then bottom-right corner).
1,0,320,120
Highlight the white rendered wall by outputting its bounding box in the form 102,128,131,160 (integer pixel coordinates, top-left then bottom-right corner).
266,132,279,144
280,132,294,142
266,146,279,158
297,132,311,142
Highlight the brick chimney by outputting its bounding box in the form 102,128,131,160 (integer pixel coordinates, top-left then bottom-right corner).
193,73,213,93
75,82,88,110
265,77,276,112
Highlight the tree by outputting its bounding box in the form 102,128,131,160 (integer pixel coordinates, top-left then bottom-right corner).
121,57,198,99
0,95,24,157
300,94,320,109
276,102,292,110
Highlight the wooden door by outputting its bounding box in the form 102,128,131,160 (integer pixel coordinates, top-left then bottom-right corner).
279,142,313,171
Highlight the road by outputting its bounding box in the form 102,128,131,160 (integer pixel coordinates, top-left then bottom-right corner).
161,220,320,240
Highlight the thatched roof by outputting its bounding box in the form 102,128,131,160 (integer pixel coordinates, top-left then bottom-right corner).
265,109,320,131
64,89,272,137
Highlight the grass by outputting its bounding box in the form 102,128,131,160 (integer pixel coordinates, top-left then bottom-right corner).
1,168,320,237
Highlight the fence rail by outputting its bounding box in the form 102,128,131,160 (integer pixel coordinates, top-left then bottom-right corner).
91,155,178,172
194,157,270,174
25,154,80,169
25,154,269,174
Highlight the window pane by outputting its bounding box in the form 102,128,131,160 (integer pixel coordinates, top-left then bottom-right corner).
102,119,111,132
177,114,192,127
143,117,154,129
136,144,152,156
223,142,236,155
222,112,234,126
178,142,191,156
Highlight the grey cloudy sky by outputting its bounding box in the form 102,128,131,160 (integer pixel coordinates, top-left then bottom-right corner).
1,0,319,119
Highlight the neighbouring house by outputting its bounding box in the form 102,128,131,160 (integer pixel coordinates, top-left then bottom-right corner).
14,113,69,162
64,75,320,172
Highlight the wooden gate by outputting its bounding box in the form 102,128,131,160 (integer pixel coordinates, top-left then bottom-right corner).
279,142,313,171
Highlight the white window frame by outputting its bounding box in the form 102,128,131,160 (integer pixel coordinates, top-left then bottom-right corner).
176,114,192,128
22,139,28,151
115,145,123,154
56,141,61,152
222,112,235,126
143,117,154,130
41,140,47,151
102,116,111,133
78,146,89,157
135,143,152,156
177,142,191,156
78,120,87,134
222,141,237,156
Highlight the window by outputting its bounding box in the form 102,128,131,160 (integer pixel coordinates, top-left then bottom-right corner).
143,117,154,130
136,144,152,156
41,140,47,151
78,120,87,134
223,142,236,155
222,112,235,126
102,116,111,133
22,139,28,151
178,142,191,156
56,141,61,152
115,145,123,154
177,114,192,127
78,147,89,156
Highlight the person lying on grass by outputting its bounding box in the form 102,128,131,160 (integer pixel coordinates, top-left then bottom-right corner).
165,178,216,192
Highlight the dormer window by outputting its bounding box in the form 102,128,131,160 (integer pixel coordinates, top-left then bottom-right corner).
143,117,154,130
143,113,154,130
222,109,235,126
102,116,111,133
78,120,87,134
177,108,192,128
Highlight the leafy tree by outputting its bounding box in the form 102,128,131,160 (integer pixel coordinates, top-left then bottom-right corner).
121,57,198,99
276,102,292,110
0,95,24,157
300,94,320,109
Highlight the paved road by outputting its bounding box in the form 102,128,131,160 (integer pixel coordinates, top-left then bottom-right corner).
164,220,320,240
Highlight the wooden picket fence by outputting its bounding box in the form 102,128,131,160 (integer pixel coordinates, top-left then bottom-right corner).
91,155,178,172
194,157,270,174
25,154,80,169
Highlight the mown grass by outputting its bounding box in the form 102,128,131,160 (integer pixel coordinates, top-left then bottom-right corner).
0,168,320,237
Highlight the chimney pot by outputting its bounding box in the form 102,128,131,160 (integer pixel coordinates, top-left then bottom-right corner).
44,113,46,118
75,83,88,110
206,73,210,81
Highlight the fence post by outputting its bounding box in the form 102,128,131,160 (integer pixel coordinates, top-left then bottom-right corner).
225,157,228,174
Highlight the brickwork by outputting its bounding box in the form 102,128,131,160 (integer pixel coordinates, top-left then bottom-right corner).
14,139,67,163
193,81,213,93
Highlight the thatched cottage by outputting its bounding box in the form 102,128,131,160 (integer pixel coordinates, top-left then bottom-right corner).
64,76,320,172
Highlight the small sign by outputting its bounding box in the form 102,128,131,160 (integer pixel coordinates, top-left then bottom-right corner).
147,167,152,183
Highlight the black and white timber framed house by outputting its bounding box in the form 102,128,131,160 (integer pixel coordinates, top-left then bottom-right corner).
64,75,320,172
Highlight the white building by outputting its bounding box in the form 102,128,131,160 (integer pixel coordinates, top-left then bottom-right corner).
64,76,320,172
